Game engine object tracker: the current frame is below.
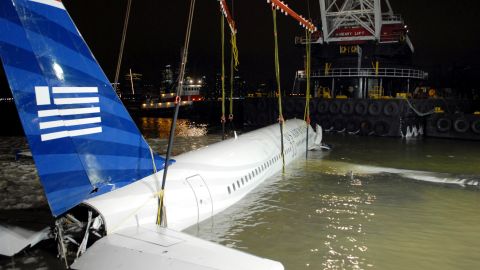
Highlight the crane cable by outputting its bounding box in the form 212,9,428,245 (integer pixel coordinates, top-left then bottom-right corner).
272,8,285,173
304,29,311,159
157,0,196,226
113,0,132,94
221,15,226,140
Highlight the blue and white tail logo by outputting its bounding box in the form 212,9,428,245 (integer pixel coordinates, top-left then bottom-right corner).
35,86,102,141
0,0,169,216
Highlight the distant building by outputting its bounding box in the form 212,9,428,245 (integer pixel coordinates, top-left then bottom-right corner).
160,65,174,93
213,73,248,99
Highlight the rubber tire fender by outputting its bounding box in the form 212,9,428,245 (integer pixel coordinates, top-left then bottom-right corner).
471,119,480,134
333,117,345,131
360,120,373,135
354,100,368,115
317,100,329,114
329,101,341,114
345,119,360,133
383,101,400,116
453,118,469,133
368,101,382,116
374,121,390,136
436,117,451,132
341,101,354,115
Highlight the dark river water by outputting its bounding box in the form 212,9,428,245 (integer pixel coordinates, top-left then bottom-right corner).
1,118,479,269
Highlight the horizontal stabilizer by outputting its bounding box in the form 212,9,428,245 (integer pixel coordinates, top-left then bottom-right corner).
71,225,283,270
0,224,50,256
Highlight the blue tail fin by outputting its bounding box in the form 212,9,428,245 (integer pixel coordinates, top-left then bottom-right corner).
0,0,168,216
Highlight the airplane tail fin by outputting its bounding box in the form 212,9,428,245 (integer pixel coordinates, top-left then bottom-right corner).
0,0,167,216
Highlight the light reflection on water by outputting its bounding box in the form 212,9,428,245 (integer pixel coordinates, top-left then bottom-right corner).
136,117,209,139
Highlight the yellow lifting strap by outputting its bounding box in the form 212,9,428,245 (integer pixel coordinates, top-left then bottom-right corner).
230,33,239,70
229,32,239,120
221,15,226,139
304,30,311,123
304,30,311,159
272,8,285,173
156,189,165,225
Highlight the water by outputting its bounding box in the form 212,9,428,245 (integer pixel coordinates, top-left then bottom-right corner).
182,134,480,270
1,118,480,269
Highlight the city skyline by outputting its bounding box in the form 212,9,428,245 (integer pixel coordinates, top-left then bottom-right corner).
62,0,480,93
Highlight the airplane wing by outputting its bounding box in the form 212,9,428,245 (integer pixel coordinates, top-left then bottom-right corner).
71,224,283,270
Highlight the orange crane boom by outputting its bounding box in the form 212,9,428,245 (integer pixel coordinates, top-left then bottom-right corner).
219,0,237,34
267,0,317,33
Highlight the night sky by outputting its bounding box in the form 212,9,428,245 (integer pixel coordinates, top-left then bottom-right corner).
2,0,480,93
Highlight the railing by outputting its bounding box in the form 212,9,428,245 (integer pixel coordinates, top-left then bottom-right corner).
297,68,428,80
382,14,403,23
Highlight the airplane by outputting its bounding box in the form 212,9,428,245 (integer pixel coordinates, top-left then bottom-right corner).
0,0,321,269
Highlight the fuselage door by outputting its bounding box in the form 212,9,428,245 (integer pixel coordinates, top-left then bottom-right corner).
186,175,213,224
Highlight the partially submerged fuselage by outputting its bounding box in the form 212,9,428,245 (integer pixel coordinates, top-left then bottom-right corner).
85,119,318,233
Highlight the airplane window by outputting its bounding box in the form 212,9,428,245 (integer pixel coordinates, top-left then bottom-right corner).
237,180,241,187
233,184,236,191
249,174,251,180
255,168,258,175
227,187,231,194
241,178,244,185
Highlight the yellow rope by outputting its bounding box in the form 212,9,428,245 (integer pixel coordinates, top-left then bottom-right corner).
115,138,164,229
143,138,164,226
272,9,285,173
156,189,164,225
221,16,226,121
110,188,164,233
229,33,238,118
304,30,311,122
304,30,312,159
230,33,239,70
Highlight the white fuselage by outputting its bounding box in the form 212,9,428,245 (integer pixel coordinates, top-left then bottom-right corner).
84,119,317,234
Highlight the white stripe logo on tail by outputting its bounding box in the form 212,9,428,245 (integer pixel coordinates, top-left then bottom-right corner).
35,86,102,141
